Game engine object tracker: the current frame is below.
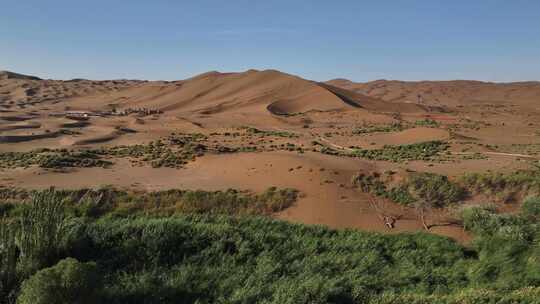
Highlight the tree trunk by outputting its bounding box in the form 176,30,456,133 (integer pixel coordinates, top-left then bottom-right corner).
420,209,430,231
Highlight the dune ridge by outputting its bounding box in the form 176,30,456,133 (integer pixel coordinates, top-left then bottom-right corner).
326,78,540,107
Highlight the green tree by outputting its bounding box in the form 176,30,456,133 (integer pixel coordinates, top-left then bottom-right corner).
17,258,101,304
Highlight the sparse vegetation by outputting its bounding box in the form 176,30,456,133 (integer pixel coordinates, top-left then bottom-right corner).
0,187,299,218
352,123,404,134
0,149,111,169
407,172,467,208
460,167,540,199
414,118,440,127
352,172,465,208
240,126,299,138
348,141,450,162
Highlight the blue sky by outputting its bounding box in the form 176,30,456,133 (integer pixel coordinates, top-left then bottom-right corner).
1,0,539,82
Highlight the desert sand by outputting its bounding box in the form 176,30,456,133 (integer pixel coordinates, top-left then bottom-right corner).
1,69,539,242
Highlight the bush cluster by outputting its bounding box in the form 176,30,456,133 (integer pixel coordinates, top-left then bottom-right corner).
414,119,440,128
0,187,299,219
353,172,465,208
241,126,299,138
352,123,404,134
0,149,111,169
460,168,540,199
349,141,449,162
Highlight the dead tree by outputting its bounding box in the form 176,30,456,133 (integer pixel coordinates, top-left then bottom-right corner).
413,199,434,231
368,197,400,229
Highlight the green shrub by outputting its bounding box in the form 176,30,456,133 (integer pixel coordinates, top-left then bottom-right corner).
460,168,540,197
353,172,464,207
455,203,539,289
386,185,417,205
414,119,440,128
15,190,72,277
17,258,101,304
522,196,540,219
0,220,18,303
369,287,540,304
407,173,466,208
455,204,498,233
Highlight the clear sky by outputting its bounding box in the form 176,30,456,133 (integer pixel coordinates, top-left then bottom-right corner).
1,0,539,82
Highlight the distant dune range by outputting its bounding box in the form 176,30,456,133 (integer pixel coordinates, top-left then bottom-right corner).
325,78,540,107
1,69,430,117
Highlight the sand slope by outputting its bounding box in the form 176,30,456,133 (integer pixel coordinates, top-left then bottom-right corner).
61,69,426,117
326,78,540,107
0,71,143,108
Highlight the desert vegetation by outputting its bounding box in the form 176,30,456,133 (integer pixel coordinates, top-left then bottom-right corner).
0,189,538,303
460,166,540,201
319,141,449,163
240,126,299,138
0,187,299,218
352,123,404,134
353,172,465,208
0,149,112,169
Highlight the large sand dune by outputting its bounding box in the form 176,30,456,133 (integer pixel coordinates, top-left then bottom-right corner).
61,69,422,117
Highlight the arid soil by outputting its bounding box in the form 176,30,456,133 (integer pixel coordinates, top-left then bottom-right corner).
2,69,540,242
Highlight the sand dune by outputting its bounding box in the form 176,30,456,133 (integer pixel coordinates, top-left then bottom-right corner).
71,126,136,146
0,130,66,143
318,83,428,113
0,121,41,131
61,69,425,118
326,78,540,107
0,71,143,107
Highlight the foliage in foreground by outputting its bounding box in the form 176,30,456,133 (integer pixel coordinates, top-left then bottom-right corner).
17,258,100,304
0,190,537,303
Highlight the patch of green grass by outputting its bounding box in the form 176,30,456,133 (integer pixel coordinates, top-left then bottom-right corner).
352,123,404,134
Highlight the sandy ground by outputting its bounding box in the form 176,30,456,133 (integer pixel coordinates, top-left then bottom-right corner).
2,69,539,243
